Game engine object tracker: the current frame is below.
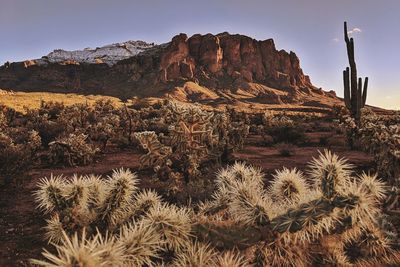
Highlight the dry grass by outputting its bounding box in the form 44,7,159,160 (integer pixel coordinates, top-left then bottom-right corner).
0,90,123,113
0,89,328,118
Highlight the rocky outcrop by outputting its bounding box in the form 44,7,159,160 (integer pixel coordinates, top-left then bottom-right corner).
0,32,331,101
158,32,313,91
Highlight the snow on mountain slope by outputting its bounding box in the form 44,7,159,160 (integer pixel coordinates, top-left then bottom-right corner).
39,40,155,66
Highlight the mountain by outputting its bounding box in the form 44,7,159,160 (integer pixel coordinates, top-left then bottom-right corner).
0,33,340,110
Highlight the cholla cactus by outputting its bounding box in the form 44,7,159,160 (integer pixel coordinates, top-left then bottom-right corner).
34,169,189,266
228,179,272,226
130,189,162,220
216,250,247,267
201,162,265,218
44,215,65,244
134,131,172,170
132,101,252,181
173,241,217,267
95,232,126,266
48,133,99,166
84,174,106,209
308,150,352,198
34,168,139,240
212,110,250,155
358,172,387,201
167,102,216,178
142,203,192,251
33,152,400,266
198,150,399,265
96,168,139,230
31,230,105,267
269,167,309,204
118,220,163,266
260,240,309,267
35,174,67,214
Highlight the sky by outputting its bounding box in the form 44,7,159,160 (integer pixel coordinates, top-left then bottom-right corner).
0,0,399,109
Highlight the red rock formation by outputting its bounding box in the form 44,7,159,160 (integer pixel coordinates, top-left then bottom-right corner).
158,33,313,91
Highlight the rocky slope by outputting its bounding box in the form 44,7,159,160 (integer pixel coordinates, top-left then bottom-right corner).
0,32,338,108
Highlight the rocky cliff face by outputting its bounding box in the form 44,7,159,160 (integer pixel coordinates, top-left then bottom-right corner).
159,33,312,90
0,33,335,104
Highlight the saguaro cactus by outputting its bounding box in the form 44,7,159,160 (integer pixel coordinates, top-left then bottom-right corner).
343,21,368,121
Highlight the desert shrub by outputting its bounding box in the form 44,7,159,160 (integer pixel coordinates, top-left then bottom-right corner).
45,100,122,150
34,151,400,266
0,110,6,129
0,104,17,127
86,100,120,149
339,108,400,184
130,98,152,110
260,111,306,145
48,133,99,166
261,111,293,128
117,105,141,146
266,125,306,145
57,103,93,132
318,135,329,146
38,101,65,119
87,113,120,149
275,142,296,157
0,129,41,185
25,110,65,147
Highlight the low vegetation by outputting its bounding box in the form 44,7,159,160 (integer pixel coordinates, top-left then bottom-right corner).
0,89,398,266
32,151,399,266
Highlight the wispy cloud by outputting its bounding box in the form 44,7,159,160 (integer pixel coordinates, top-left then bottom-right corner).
332,27,362,43
347,27,362,35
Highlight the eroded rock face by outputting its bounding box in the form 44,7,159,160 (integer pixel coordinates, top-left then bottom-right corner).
0,32,318,99
158,32,312,90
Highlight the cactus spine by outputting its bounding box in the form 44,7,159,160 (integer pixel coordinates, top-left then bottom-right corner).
343,21,368,121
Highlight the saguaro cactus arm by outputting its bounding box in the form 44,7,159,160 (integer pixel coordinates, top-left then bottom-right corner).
362,77,368,105
343,67,351,109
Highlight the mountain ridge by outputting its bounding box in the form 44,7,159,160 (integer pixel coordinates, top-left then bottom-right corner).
0,32,339,109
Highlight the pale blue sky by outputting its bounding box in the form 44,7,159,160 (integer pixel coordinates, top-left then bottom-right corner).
0,0,399,109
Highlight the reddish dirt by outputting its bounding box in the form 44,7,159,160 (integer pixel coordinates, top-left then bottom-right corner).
0,131,374,266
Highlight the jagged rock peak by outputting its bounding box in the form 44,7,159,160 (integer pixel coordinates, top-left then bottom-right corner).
158,32,312,90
